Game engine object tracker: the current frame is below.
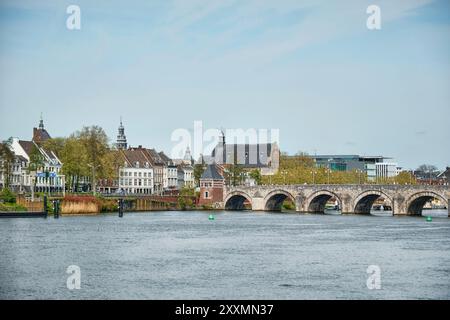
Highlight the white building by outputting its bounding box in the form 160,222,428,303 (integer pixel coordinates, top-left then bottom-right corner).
119,148,154,194
396,166,405,176
9,121,65,193
177,165,194,189
159,152,178,190
376,162,398,179
0,154,29,192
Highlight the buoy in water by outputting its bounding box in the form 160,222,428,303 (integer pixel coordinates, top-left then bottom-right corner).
426,216,432,222
208,214,215,221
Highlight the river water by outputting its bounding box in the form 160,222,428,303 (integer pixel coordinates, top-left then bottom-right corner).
0,210,449,300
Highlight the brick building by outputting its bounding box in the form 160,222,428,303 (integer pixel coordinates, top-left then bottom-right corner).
198,164,224,207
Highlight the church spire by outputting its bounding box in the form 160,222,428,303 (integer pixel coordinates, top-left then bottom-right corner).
39,112,44,129
219,129,225,145
116,117,127,150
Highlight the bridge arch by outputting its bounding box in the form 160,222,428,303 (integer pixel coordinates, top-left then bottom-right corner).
406,191,447,216
306,190,342,213
353,190,393,214
264,189,296,211
224,191,252,210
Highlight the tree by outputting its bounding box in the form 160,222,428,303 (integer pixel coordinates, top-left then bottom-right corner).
59,136,89,192
177,187,195,210
27,144,44,201
41,137,66,158
416,164,440,183
102,148,123,181
249,169,261,185
394,171,416,185
193,164,206,187
0,187,16,203
77,126,110,194
0,138,15,188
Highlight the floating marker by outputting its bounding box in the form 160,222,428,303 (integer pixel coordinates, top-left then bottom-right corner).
208,214,215,221
426,216,432,222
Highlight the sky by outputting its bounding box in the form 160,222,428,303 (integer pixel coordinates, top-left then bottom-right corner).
0,0,449,170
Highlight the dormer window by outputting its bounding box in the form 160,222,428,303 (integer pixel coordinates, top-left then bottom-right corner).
135,161,140,168
145,162,149,168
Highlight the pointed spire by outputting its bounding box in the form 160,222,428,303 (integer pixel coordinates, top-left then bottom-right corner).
184,146,192,164
39,112,44,129
219,128,225,145
116,117,127,150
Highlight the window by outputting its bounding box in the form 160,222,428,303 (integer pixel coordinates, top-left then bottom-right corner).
205,191,209,198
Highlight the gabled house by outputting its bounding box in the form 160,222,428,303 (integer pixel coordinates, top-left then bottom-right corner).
145,148,166,195
8,118,65,193
159,151,178,190
119,146,154,194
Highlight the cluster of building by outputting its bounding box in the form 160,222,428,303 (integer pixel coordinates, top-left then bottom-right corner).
0,118,280,196
0,118,65,194
1,117,449,200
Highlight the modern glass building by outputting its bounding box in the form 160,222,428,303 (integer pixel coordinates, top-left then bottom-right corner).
311,155,392,181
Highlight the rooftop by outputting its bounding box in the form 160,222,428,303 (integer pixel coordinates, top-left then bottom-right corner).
200,164,224,180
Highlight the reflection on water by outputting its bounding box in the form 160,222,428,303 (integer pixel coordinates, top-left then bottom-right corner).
0,210,449,299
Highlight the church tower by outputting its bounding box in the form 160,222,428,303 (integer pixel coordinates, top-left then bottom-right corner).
183,146,193,165
33,113,51,144
116,117,127,150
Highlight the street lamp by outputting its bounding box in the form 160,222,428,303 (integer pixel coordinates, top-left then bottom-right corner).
327,158,333,184
281,170,288,185
311,170,316,184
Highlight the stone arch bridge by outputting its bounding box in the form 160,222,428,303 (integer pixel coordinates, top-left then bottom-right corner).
223,185,450,216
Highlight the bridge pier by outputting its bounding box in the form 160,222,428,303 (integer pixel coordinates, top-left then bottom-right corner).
251,198,265,211
392,197,406,216
341,199,353,215
295,197,308,213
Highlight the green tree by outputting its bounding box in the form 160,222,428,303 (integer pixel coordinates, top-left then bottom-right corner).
27,144,44,201
102,148,123,181
0,187,16,203
193,164,206,187
77,126,110,194
177,187,195,210
0,138,15,188
394,171,416,185
59,136,89,192
41,137,66,158
249,169,261,185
